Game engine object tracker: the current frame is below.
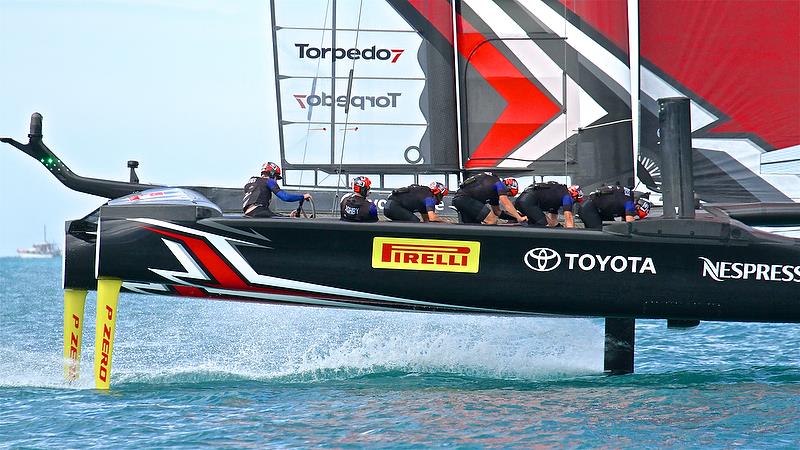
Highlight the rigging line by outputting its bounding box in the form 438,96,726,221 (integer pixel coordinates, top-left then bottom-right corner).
562,0,568,186
332,0,364,213
283,75,425,81
299,0,332,186
283,120,426,126
329,0,337,182
575,118,633,132
278,26,416,33
466,157,553,163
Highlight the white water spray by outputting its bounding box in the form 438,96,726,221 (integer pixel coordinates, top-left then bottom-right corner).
0,295,604,388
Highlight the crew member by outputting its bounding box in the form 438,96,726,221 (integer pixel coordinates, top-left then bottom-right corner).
514,182,583,228
452,173,527,224
242,162,312,217
340,176,378,222
579,185,651,229
383,182,450,223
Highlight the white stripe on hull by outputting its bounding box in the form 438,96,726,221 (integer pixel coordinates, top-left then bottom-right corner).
126,218,523,314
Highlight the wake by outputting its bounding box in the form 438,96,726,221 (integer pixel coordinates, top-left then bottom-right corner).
0,301,604,388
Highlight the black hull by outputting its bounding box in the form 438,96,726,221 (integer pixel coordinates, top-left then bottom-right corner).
65,203,800,323
7,115,800,379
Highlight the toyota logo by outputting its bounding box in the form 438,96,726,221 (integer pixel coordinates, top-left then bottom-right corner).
524,248,561,272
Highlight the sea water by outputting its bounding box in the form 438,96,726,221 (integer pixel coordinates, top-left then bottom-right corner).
1,257,798,448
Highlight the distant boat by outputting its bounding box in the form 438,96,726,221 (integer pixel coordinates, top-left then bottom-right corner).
17,226,61,259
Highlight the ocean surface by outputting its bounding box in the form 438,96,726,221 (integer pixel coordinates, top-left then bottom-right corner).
1,257,798,448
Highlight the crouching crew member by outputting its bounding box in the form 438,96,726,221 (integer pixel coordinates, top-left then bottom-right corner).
243,162,312,217
579,185,651,229
452,173,527,224
340,176,378,222
515,182,583,228
384,182,450,223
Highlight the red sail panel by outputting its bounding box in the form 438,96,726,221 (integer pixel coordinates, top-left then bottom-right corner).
408,0,454,44
457,17,561,169
640,0,799,149
639,0,800,202
454,0,634,188
559,0,629,54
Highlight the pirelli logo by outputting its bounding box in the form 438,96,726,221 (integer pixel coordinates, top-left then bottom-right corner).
372,237,480,273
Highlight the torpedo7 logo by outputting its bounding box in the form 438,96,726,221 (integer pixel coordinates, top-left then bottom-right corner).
296,43,404,63
293,92,401,110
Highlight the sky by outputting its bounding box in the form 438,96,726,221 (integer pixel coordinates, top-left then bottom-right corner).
0,0,279,256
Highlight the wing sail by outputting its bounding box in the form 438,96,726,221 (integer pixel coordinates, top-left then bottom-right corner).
455,0,635,188
271,0,460,185
638,0,800,202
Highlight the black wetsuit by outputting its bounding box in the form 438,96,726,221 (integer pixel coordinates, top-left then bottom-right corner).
515,182,574,227
383,185,437,222
340,193,378,222
243,176,304,217
579,186,636,229
452,173,510,223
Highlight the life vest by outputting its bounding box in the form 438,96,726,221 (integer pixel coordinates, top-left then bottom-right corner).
594,186,631,197
340,194,376,222
390,185,416,197
532,181,560,191
459,172,493,189
242,176,272,211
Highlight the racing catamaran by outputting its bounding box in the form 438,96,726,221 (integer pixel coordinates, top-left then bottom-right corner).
2,0,798,388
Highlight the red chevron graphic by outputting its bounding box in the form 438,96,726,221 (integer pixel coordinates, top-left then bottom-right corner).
144,226,310,295
173,285,207,297
142,226,400,307
409,0,561,168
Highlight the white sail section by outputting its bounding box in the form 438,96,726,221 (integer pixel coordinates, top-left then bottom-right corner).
271,0,459,181
275,0,412,31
